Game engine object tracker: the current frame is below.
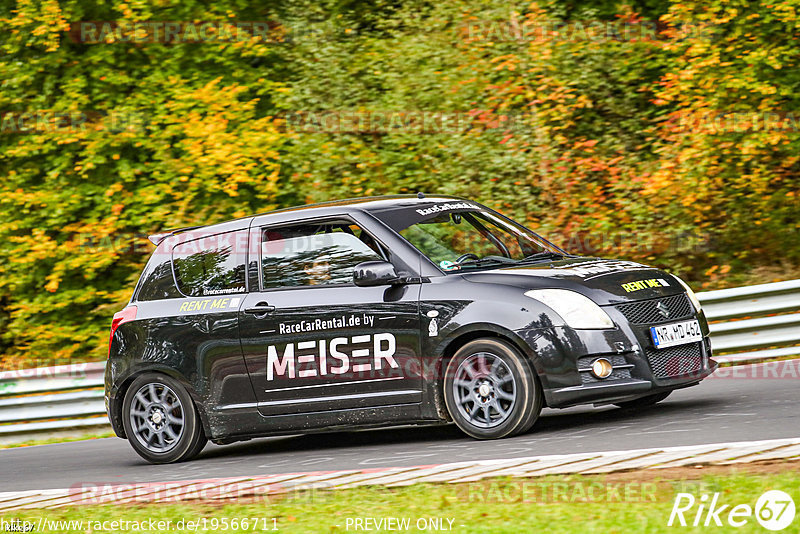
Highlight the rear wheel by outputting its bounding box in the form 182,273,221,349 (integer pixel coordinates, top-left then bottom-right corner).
614,391,671,410
444,338,542,440
122,373,207,464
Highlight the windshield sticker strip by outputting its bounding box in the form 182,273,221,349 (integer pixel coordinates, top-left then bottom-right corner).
567,260,648,279
622,278,670,292
415,201,478,216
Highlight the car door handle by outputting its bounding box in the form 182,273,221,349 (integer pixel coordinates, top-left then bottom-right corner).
245,303,276,315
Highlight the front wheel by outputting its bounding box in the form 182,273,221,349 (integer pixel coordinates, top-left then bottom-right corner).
444,338,542,440
613,391,672,410
122,373,207,464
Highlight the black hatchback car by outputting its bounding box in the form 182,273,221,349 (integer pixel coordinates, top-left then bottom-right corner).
106,195,716,463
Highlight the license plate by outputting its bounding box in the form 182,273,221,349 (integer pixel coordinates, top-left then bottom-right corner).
650,319,702,349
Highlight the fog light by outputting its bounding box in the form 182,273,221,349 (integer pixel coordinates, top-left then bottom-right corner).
591,358,614,379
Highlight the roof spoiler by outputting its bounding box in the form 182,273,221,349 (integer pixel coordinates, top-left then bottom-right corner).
148,226,202,246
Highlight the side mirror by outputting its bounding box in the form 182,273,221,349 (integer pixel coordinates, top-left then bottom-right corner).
353,261,399,287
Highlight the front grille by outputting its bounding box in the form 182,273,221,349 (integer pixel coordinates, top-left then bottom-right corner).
645,342,703,379
577,354,632,384
615,293,693,325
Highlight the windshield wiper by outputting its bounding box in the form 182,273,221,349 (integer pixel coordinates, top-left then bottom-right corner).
458,255,518,268
518,251,565,263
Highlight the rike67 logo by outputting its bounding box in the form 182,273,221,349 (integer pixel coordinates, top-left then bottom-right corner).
669,490,796,530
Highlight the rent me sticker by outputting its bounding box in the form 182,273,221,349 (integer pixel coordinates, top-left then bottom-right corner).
621,278,670,293
179,297,240,312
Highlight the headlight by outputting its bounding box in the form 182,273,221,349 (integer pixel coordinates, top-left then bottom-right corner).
524,289,615,329
672,276,702,312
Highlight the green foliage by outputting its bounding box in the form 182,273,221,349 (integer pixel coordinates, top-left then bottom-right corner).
1,0,799,368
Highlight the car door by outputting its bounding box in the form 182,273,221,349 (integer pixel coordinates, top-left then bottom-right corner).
238,216,423,417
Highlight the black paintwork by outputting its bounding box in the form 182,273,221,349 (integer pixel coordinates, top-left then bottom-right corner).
106,195,716,444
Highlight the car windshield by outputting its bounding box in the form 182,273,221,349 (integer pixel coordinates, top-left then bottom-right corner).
395,209,565,272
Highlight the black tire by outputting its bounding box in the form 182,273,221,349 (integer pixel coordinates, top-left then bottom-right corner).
444,338,542,440
614,391,672,410
122,373,207,464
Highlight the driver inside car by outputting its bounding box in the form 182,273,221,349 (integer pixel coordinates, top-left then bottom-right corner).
303,257,332,285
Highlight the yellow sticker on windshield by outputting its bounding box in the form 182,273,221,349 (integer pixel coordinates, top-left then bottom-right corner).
621,278,670,292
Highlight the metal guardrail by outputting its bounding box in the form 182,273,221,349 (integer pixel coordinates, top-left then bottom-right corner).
699,279,800,364
1,279,798,442
0,363,108,442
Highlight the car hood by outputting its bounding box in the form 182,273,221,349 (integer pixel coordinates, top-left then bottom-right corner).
460,257,685,305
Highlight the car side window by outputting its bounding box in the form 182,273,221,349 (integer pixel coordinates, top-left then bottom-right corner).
136,255,182,301
261,221,385,289
172,231,247,297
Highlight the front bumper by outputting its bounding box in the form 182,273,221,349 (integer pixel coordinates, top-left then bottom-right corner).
545,359,717,407
516,300,716,408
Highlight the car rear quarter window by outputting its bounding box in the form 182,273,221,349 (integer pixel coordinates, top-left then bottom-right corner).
172,231,247,297
136,254,181,301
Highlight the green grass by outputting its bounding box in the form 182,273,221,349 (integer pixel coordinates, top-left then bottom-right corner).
0,431,114,449
5,470,799,533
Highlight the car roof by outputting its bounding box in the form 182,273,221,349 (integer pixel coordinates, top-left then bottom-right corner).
152,194,469,243
257,194,467,216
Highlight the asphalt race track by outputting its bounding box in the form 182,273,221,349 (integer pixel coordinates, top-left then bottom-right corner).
2,362,798,492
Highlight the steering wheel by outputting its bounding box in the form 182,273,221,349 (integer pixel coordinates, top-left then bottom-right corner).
455,253,479,264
